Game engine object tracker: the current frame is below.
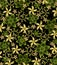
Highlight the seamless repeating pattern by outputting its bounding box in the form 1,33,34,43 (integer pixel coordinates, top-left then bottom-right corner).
0,0,57,65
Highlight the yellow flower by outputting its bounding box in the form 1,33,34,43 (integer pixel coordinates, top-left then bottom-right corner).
0,51,2,58
36,21,44,30
28,6,37,15
29,37,38,46
18,64,21,65
0,23,5,32
50,45,57,54
32,57,41,65
12,45,21,54
19,0,25,2
51,30,57,39
3,8,12,17
5,59,14,65
20,24,28,33
22,0,25,2
22,62,29,65
6,33,14,42
42,0,48,4
52,8,57,16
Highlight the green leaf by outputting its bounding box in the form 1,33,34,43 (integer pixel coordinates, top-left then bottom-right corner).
16,36,26,46
28,14,38,24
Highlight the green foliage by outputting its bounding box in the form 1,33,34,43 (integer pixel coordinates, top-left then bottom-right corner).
33,30,39,36
0,41,10,50
36,41,50,57
28,14,38,24
50,57,57,65
45,20,55,32
16,36,26,46
5,15,19,27
16,54,31,64
0,0,57,65
0,0,8,8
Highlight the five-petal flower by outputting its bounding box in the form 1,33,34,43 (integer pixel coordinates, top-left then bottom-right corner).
36,21,45,30
51,30,57,39
32,57,41,65
0,23,5,32
12,45,21,54
5,59,14,65
6,33,14,42
3,8,12,17
20,24,28,33
52,8,57,16
29,37,38,46
50,45,57,54
28,6,37,15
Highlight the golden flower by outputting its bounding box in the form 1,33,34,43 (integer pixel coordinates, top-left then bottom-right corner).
50,45,57,54
28,6,37,15
29,37,38,46
3,8,12,17
18,64,21,65
19,0,25,2
23,0,25,2
6,33,14,42
20,24,28,33
42,0,48,4
0,23,5,32
5,59,14,65
51,30,57,39
32,57,41,65
52,8,57,16
37,0,42,4
12,45,21,54
36,21,44,30
22,62,29,65
0,51,2,58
